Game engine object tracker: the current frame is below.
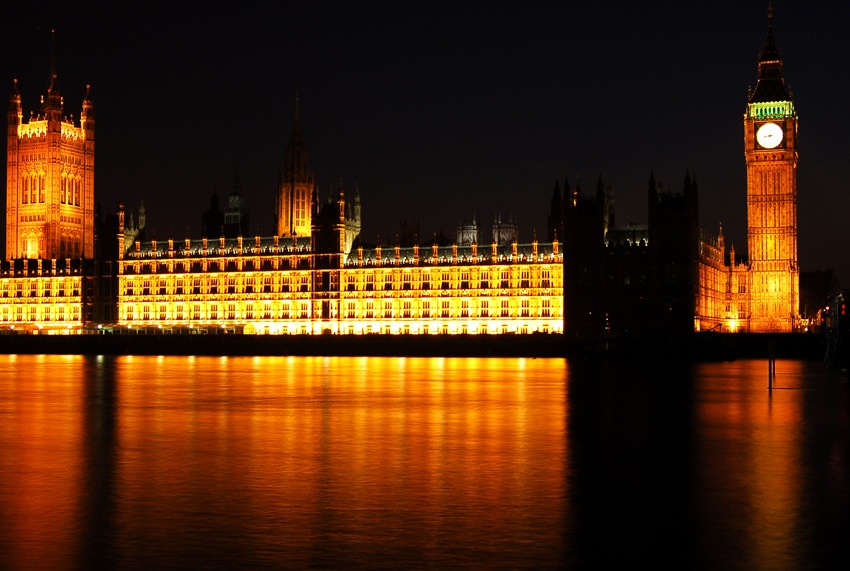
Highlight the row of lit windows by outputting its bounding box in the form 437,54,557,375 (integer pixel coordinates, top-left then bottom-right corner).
121,297,560,322
61,155,84,166
17,174,83,206
121,283,555,297
348,252,560,265
127,322,559,336
1,280,80,298
122,251,559,270
341,298,556,319
120,266,559,296
123,273,313,296
125,302,312,322
123,257,313,274
344,268,555,291
334,323,555,335
0,304,80,322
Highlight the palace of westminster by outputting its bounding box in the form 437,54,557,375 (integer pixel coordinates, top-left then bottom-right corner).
1,16,804,338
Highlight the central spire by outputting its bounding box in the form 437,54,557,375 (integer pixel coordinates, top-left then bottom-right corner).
293,93,302,136
284,95,310,184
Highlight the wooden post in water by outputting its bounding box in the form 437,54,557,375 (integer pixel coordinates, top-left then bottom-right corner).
768,340,776,391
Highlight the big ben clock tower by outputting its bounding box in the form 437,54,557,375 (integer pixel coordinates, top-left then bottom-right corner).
744,8,799,332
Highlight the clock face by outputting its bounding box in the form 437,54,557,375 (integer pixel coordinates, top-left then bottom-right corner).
756,122,783,149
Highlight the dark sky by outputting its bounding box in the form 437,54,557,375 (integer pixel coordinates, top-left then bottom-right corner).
3,2,849,284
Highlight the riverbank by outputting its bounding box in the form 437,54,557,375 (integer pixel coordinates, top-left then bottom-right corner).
0,331,830,361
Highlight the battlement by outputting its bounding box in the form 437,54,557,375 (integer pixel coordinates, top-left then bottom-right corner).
17,120,47,138
60,121,85,140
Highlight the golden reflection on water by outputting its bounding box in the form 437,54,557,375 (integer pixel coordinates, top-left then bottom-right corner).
693,359,820,571
0,355,569,569
0,355,844,570
0,355,86,570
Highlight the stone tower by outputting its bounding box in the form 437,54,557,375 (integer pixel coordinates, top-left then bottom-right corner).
6,34,95,260
275,97,316,240
744,8,799,332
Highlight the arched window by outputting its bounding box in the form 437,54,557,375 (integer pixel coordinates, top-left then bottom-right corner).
39,175,45,203
21,177,28,204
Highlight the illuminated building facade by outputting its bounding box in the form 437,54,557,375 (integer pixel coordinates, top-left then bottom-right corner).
0,259,85,333
117,179,561,334
5,69,95,260
114,234,563,335
108,98,560,335
0,13,800,338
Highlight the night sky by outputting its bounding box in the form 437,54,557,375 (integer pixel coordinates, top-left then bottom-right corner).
3,2,849,284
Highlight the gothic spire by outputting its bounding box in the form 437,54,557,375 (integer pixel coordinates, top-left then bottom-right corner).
760,4,780,62
48,29,57,93
284,95,312,185
293,93,302,136
749,5,789,103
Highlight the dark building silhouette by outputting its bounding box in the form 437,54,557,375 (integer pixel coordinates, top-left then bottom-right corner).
560,171,701,339
202,191,225,239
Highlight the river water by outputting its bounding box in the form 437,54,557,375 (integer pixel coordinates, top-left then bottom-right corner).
0,355,847,570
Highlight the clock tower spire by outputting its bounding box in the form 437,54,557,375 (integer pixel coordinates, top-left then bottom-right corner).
744,6,799,332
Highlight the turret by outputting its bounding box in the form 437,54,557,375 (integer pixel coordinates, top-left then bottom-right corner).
647,171,658,212
138,199,146,231
352,184,361,221
595,173,604,205
338,180,346,221
81,84,94,138
718,222,725,253
547,178,562,241
7,79,21,138
6,80,22,260
117,203,125,259
685,171,698,223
